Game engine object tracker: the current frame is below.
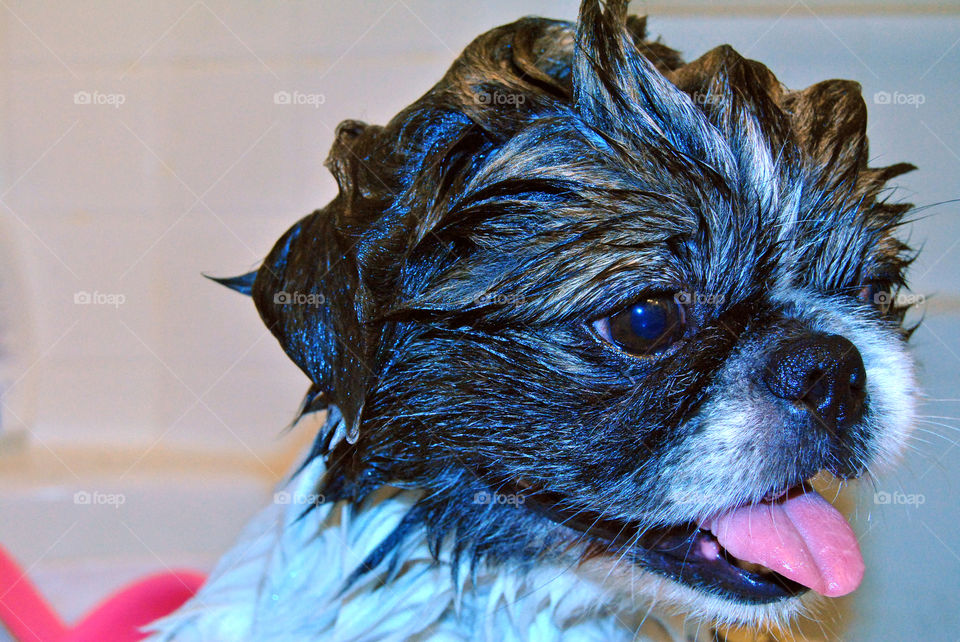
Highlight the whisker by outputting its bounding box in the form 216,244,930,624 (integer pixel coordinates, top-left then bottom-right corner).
914,415,960,428
912,425,960,446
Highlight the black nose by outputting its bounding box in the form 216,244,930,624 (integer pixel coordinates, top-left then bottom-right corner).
763,334,867,435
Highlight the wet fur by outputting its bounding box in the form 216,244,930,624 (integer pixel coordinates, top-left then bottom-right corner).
223,0,916,628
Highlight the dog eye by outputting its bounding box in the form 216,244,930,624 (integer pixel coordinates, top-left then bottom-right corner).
593,296,686,356
857,282,893,313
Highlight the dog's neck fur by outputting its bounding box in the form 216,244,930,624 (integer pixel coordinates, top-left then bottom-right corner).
148,415,715,642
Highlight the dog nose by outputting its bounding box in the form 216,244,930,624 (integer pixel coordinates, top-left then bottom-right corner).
763,334,867,435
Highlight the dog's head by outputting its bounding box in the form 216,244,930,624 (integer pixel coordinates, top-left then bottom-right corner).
224,0,918,626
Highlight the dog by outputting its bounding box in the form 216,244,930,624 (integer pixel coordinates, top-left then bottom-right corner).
149,1,918,639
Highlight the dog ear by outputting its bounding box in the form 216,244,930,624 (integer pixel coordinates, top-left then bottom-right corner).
787,79,868,176
250,212,369,445
783,80,915,196
244,121,391,445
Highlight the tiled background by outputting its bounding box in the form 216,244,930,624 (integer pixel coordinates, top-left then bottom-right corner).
0,1,958,640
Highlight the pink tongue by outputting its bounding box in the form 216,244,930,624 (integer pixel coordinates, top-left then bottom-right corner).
705,488,864,597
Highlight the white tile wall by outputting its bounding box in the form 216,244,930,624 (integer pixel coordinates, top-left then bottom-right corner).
0,2,958,639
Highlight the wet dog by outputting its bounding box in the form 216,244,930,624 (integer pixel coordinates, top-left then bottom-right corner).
151,1,918,639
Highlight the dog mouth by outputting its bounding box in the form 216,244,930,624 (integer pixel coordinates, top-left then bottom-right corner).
516,481,864,604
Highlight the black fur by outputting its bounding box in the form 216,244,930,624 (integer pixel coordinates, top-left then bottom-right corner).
220,0,917,613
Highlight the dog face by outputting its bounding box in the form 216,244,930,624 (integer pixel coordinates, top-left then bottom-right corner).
225,0,918,626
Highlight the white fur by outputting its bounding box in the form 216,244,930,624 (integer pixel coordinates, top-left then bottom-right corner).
658,286,916,523
146,451,714,642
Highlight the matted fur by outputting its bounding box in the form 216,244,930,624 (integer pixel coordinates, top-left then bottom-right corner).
164,0,919,636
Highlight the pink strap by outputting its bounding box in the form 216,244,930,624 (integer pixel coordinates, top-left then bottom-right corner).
0,543,204,642
0,544,68,642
